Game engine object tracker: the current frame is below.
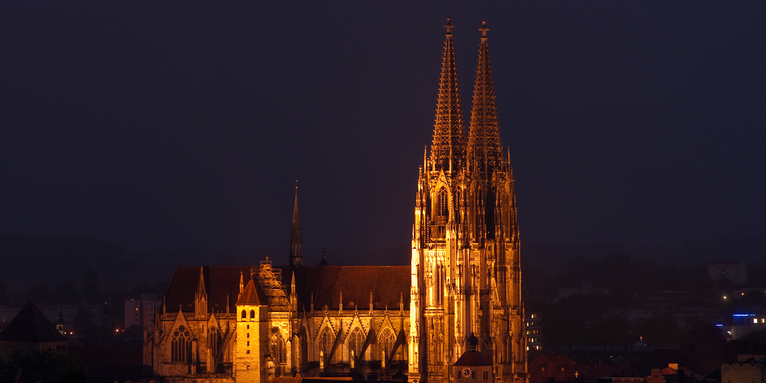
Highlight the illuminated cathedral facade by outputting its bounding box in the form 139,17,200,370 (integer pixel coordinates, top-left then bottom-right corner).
408,19,526,383
143,19,525,383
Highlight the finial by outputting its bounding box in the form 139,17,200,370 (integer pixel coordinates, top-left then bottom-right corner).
444,17,454,35
295,180,298,190
479,20,489,39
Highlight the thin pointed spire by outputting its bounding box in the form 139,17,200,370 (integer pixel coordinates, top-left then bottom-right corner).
196,266,206,296
290,182,303,268
468,20,503,175
430,17,466,173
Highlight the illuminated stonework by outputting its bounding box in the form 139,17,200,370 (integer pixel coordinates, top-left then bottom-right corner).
144,261,411,382
143,19,526,383
409,19,527,383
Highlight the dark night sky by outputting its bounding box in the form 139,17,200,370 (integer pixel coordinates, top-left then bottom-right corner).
1,2,765,278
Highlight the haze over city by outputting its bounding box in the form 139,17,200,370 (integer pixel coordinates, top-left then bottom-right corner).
1,2,766,383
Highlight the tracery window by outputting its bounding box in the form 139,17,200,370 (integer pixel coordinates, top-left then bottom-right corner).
436,188,448,218
348,327,364,361
378,328,395,361
208,326,222,358
318,328,334,362
271,328,287,368
171,325,192,363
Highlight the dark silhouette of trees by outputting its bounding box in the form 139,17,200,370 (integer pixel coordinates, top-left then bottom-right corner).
0,346,87,383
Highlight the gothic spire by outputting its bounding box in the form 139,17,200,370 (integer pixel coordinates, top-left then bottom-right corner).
468,21,503,174
289,182,303,268
195,266,206,296
430,17,466,173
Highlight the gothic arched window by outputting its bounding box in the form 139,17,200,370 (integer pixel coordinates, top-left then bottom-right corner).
171,325,192,363
318,328,334,362
436,188,448,218
241,310,246,319
271,328,287,370
250,309,255,319
208,326,222,360
378,328,395,361
348,327,364,362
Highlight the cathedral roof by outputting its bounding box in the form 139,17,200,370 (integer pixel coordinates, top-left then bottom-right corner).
278,265,410,311
165,264,410,313
0,301,66,342
166,266,259,313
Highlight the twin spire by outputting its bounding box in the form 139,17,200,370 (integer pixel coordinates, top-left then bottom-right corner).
430,17,466,172
430,19,504,174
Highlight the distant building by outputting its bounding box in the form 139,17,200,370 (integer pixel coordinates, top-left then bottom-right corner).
526,311,542,351
125,294,161,334
0,301,67,359
722,310,766,340
708,261,747,285
733,287,766,298
721,360,765,383
558,283,608,300
528,354,642,383
608,307,654,325
641,291,698,316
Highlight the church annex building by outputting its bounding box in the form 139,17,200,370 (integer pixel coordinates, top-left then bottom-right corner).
143,20,527,383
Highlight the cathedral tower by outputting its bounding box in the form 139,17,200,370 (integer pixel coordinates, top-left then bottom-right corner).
410,20,526,383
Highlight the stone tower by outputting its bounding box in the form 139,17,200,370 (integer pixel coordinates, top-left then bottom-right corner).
235,274,268,382
409,19,526,383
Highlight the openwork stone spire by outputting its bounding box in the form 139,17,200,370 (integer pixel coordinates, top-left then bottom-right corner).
289,182,303,268
468,21,503,174
430,17,466,172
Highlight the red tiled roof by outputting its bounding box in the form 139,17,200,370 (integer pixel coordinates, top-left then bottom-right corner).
528,354,576,383
279,266,410,311
165,266,259,313
165,265,410,313
237,279,265,305
454,351,492,366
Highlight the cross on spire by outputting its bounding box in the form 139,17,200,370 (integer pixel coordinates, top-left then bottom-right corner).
444,17,454,35
479,20,489,39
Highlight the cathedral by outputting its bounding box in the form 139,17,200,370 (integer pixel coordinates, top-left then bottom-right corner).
143,19,525,383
